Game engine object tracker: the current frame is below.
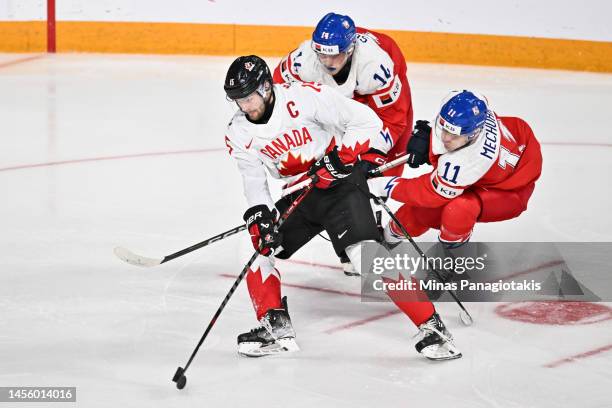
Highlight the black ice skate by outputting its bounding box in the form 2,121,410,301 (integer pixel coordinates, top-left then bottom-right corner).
237,297,299,357
415,312,462,361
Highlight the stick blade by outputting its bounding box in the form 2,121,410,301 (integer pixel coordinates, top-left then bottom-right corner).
114,246,162,267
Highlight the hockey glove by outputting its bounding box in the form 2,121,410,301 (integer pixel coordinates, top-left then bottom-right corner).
356,148,387,175
243,205,282,256
307,147,352,189
407,120,432,168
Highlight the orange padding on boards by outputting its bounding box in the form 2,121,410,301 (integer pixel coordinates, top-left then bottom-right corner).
1,21,611,73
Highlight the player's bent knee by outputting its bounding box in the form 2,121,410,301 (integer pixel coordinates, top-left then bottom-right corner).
395,205,431,237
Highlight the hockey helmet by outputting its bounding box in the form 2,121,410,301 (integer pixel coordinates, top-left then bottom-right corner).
311,12,356,55
435,90,489,140
224,55,272,100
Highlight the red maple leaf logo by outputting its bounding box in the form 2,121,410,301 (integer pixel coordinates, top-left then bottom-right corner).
278,152,316,176
338,140,371,163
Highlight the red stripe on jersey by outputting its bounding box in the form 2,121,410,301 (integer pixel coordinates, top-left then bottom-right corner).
433,172,467,190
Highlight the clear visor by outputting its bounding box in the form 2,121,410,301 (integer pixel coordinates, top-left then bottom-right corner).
233,91,262,108
434,115,481,141
315,51,350,71
228,82,268,109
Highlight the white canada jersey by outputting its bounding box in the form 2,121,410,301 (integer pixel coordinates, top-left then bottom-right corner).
429,110,502,198
224,82,384,210
277,34,395,98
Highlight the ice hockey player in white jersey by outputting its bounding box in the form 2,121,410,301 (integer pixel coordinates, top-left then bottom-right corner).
273,13,414,177
223,55,461,361
273,12,415,275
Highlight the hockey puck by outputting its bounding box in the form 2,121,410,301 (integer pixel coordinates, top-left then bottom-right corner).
176,375,187,390
172,366,187,390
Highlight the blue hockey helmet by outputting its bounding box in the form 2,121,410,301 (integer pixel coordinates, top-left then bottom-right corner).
311,12,356,55
436,90,489,140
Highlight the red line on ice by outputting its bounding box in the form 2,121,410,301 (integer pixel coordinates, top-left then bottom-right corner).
219,271,400,335
280,258,343,271
0,55,44,69
2,142,611,174
543,343,612,368
0,148,225,173
323,310,402,334
487,259,566,283
218,273,380,300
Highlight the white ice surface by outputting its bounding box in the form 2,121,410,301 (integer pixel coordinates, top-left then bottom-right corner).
0,54,611,408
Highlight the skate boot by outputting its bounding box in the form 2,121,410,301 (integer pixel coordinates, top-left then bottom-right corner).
340,253,359,276
382,220,405,251
415,312,462,361
237,297,299,357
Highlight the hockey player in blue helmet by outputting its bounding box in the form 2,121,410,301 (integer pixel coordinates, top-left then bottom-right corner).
369,88,542,257
311,12,357,75
274,11,416,276
435,90,489,152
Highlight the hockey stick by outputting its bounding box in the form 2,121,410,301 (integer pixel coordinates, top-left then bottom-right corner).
371,195,474,326
114,224,247,267
115,155,409,268
281,154,410,197
172,183,314,390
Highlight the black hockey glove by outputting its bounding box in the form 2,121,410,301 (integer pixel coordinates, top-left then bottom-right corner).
356,148,387,175
243,205,282,256
407,120,432,168
307,147,352,189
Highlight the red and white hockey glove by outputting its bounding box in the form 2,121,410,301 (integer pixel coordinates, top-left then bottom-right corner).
243,205,282,256
307,147,352,190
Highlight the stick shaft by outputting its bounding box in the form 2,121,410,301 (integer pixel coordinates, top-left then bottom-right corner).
373,196,473,319
161,225,246,264
281,154,410,197
180,184,314,373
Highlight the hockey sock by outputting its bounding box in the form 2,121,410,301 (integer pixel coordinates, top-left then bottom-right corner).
439,192,481,242
246,259,282,320
384,274,435,326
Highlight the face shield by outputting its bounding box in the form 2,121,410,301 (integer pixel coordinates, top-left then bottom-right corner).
312,41,354,74
434,115,482,141
434,115,481,151
228,81,270,112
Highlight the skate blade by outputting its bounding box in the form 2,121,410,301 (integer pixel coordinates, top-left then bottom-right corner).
342,263,361,277
238,338,300,358
344,270,361,277
420,342,462,361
